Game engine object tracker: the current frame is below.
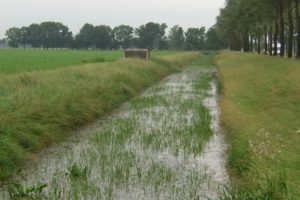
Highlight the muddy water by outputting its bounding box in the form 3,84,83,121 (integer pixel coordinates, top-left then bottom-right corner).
0,67,228,200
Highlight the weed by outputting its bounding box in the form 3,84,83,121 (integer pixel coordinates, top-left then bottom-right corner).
68,164,88,179
8,181,47,199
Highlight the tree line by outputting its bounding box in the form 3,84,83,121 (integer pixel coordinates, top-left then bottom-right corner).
4,22,226,51
214,0,300,58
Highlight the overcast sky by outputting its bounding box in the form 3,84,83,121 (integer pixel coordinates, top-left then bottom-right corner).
0,0,225,38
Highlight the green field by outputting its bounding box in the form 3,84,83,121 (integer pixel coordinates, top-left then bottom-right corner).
0,49,123,74
0,49,183,75
216,52,300,199
0,51,200,180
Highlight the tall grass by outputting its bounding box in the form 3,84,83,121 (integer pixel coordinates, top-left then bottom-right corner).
216,51,300,199
0,52,200,180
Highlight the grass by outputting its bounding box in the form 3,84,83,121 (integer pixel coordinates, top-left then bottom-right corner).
189,51,218,67
0,49,123,74
0,65,215,199
0,52,200,180
0,49,182,75
7,181,47,199
216,51,300,199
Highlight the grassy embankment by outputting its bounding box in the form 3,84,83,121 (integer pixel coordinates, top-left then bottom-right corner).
216,52,300,199
0,51,200,180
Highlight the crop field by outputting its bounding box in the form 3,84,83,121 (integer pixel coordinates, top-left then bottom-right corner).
0,49,123,74
216,52,300,199
0,49,181,75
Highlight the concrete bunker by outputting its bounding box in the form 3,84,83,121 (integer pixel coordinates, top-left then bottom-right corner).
124,49,150,60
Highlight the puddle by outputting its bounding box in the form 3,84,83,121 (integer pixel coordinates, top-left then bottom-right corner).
0,67,228,200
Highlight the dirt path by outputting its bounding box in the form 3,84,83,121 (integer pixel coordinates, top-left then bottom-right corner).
1,67,228,200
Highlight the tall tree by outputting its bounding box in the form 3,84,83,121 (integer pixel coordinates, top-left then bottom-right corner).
135,22,167,49
185,27,206,50
112,25,133,49
75,23,95,49
168,25,185,50
93,25,112,49
278,0,285,57
205,26,227,50
5,27,20,48
295,0,300,58
19,27,29,49
27,24,42,48
287,0,294,58
39,22,72,49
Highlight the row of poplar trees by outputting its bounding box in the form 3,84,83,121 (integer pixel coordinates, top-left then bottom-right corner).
216,0,300,58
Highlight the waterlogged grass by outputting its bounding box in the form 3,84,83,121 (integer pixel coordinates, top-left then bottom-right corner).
0,67,218,199
216,51,300,199
0,52,200,180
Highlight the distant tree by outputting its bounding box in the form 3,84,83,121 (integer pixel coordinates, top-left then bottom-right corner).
185,27,205,50
198,27,206,50
135,22,167,49
168,25,185,50
112,25,134,49
27,23,42,48
0,38,7,48
40,22,72,49
75,23,94,49
205,27,221,50
93,25,112,49
19,26,30,49
5,27,20,48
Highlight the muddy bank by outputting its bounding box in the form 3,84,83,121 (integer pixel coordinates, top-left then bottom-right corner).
1,67,228,200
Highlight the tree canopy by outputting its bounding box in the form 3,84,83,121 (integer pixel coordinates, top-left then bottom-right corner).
214,0,300,58
4,21,227,51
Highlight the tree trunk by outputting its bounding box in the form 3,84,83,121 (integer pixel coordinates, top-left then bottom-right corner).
274,9,279,56
243,31,250,52
258,37,261,54
250,35,253,52
287,0,294,58
229,32,242,51
264,26,268,54
295,0,300,58
279,0,285,57
269,26,273,56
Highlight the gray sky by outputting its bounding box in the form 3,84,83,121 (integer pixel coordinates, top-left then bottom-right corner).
0,0,225,38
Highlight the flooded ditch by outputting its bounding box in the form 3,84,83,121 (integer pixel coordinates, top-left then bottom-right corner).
0,67,228,199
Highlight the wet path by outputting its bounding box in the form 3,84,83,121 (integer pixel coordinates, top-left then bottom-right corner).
1,67,228,199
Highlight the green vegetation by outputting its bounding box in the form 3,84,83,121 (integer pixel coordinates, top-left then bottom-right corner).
216,51,300,199
0,49,184,75
8,181,47,199
68,164,88,179
189,51,218,66
0,49,122,74
0,52,200,180
0,65,216,199
215,0,300,58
